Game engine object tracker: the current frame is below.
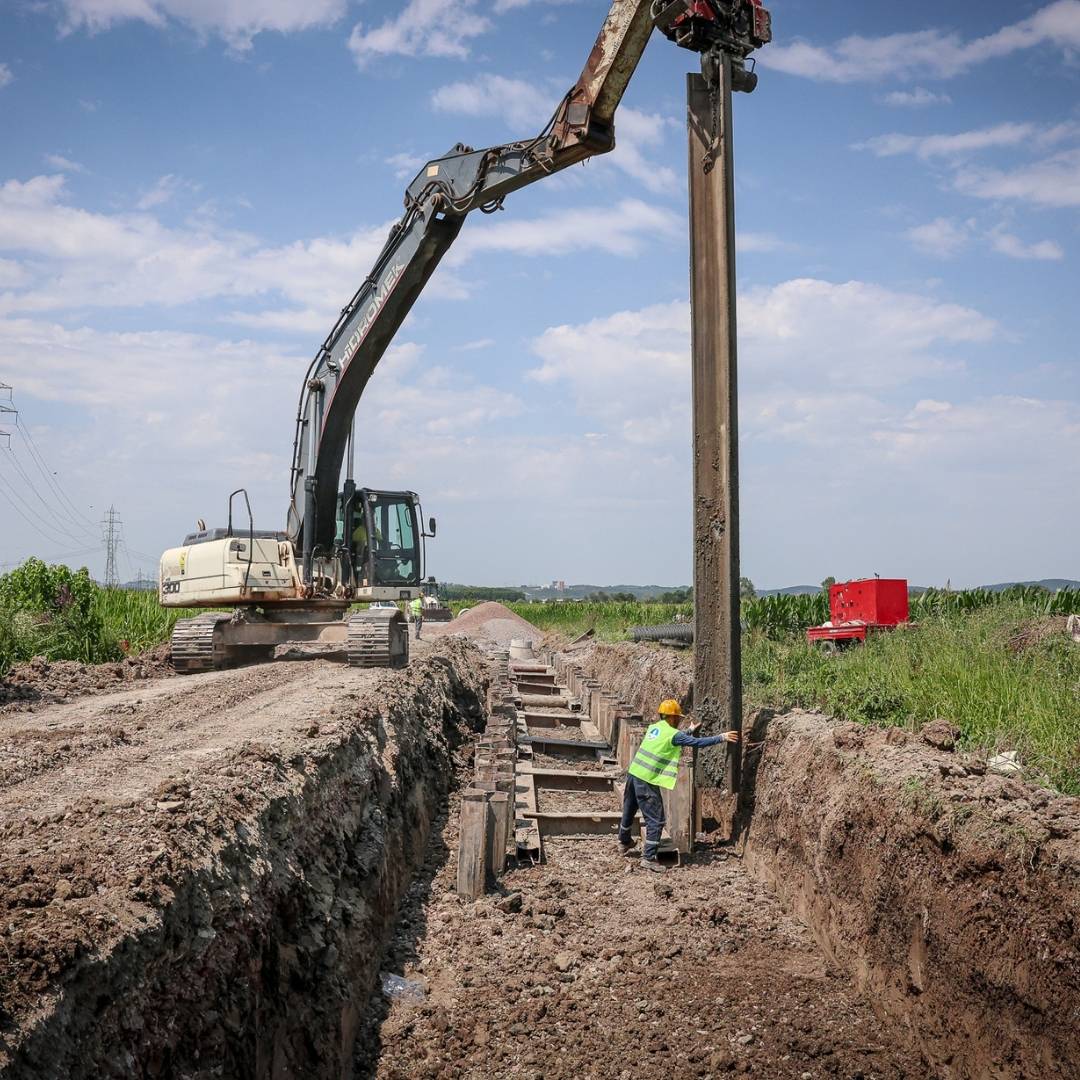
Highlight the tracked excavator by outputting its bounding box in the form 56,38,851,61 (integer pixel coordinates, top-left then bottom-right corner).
159,0,771,673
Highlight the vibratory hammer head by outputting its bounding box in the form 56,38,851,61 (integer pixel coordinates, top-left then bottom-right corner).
652,0,772,93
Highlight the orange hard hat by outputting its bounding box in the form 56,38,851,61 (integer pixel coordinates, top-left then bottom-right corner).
658,699,683,717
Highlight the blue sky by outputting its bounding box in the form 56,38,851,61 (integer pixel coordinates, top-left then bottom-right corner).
0,0,1077,588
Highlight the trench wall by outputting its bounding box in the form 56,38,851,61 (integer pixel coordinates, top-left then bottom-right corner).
563,642,1080,1080
1,641,488,1080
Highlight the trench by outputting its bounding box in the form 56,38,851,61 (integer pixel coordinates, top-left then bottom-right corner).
0,640,491,1080
3,636,1078,1079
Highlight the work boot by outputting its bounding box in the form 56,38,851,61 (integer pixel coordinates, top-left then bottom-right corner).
619,839,638,857
639,857,665,873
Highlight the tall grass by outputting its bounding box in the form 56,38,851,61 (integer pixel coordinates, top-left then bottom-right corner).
92,588,202,655
744,604,1080,793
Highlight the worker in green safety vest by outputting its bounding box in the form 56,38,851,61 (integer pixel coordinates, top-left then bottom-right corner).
409,596,423,639
619,699,739,873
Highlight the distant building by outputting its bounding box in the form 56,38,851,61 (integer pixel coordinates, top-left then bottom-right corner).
552,579,566,592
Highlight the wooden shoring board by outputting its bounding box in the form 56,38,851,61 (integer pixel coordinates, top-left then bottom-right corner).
522,766,619,793
524,810,623,838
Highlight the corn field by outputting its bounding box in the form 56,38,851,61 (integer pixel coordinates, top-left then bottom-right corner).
505,586,1080,641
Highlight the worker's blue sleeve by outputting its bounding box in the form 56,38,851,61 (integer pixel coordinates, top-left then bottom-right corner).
672,731,727,748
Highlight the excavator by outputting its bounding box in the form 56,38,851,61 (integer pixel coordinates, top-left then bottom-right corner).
159,0,771,673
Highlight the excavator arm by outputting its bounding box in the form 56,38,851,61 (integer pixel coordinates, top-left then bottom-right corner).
288,0,770,588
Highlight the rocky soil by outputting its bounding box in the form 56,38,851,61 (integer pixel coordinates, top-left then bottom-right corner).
561,641,1080,1080
365,823,929,1080
0,638,488,1079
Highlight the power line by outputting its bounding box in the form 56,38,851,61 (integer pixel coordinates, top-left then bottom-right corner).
0,383,12,451
5,444,96,538
2,384,99,531
0,472,80,548
17,419,99,530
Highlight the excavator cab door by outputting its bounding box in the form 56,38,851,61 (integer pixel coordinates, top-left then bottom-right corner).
353,489,422,594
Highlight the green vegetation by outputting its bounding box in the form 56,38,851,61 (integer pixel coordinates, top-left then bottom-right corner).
497,589,1080,793
743,605,1080,793
0,559,198,676
3,559,1077,791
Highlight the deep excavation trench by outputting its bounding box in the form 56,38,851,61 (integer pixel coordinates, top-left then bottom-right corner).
2,629,1078,1079
0,638,489,1079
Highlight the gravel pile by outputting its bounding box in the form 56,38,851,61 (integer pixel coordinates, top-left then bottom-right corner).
425,602,541,647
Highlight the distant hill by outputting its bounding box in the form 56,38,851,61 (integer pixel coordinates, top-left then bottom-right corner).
977,579,1080,592
450,577,1080,602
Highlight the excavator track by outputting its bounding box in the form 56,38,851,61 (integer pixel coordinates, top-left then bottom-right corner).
170,614,231,674
347,609,409,669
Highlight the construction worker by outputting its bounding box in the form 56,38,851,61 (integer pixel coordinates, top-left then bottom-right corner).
409,595,423,639
619,699,739,873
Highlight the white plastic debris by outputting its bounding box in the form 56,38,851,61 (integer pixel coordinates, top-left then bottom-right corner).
988,751,1022,777
381,972,427,1003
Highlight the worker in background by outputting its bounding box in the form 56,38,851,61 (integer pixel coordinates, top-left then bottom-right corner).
619,699,739,873
409,595,423,639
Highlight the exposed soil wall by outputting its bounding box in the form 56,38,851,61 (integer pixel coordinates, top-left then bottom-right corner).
0,640,487,1079
745,712,1080,1080
561,641,1080,1080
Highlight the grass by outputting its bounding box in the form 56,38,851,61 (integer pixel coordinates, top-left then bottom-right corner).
93,588,202,655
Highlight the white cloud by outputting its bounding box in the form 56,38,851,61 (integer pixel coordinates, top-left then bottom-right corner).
0,259,26,288
43,154,85,174
57,0,346,49
906,217,971,258
875,395,1080,473
953,148,1080,208
525,279,997,455
0,64,13,89
135,173,196,209
881,87,951,108
385,152,426,180
989,229,1065,261
0,174,674,327
857,123,1038,160
449,198,679,261
737,232,789,254
348,0,490,66
763,0,1080,83
432,74,549,130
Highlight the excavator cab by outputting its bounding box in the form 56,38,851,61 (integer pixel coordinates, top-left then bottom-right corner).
349,489,425,599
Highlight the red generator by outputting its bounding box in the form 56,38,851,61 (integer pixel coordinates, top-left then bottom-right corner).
806,578,909,648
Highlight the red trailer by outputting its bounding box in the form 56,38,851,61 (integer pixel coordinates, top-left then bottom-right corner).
806,578,909,648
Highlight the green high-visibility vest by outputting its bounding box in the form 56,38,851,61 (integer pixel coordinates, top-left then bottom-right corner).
627,719,681,790
409,598,422,617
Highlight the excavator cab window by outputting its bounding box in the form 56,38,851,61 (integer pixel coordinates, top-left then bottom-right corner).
356,493,420,589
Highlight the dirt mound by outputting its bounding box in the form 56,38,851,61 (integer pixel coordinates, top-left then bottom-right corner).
426,601,540,647
1003,615,1070,653
0,645,174,712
